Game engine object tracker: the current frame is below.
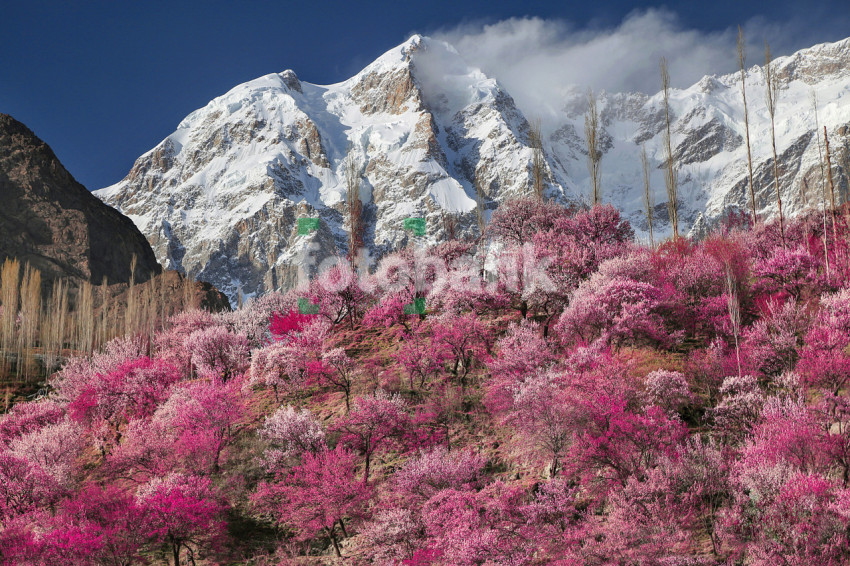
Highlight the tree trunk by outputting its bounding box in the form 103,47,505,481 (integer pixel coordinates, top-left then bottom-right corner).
364,450,372,485
326,525,342,557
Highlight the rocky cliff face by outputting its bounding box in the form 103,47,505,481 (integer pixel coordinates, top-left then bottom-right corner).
0,114,162,287
96,35,850,304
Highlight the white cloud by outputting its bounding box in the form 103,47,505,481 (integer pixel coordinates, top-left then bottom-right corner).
431,9,831,118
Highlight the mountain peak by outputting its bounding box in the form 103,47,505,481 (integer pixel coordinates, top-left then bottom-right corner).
96,35,850,305
279,69,301,93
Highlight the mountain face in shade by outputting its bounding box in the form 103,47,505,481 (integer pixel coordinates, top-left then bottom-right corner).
0,113,162,286
96,35,850,304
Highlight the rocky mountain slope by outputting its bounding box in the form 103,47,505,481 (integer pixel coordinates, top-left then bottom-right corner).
0,113,161,287
0,114,229,310
96,35,850,303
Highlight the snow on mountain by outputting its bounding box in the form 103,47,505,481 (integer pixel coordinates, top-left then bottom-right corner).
96,35,850,303
550,36,850,237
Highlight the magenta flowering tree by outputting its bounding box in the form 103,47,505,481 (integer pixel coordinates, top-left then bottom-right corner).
247,342,308,401
482,200,630,325
154,310,219,369
36,485,149,566
393,326,449,391
487,320,555,381
8,418,82,488
0,399,64,445
603,436,732,558
185,325,250,381
569,203,634,252
419,482,531,566
486,196,570,246
68,357,181,453
268,308,314,340
742,298,808,378
154,378,246,474
556,274,673,350
363,292,416,331
136,473,227,566
504,370,575,477
360,507,428,564
567,395,688,491
426,255,510,317
252,445,370,557
428,312,491,389
309,346,357,411
333,390,410,483
222,290,297,346
0,452,61,528
259,405,326,471
248,316,330,399
711,374,765,442
721,469,850,565
753,245,821,300
643,369,692,415
393,447,488,504
798,290,850,394
49,335,146,405
307,261,369,329
743,398,832,476
485,320,556,415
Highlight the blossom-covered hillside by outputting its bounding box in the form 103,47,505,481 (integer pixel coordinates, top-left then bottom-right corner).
4,199,850,565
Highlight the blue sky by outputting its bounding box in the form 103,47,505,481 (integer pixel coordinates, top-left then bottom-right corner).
2,0,849,191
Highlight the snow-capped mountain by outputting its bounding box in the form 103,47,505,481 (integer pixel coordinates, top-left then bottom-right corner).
96,35,850,303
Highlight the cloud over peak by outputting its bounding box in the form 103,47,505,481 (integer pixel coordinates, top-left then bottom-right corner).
430,9,834,118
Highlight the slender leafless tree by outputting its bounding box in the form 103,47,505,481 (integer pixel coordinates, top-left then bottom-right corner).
726,266,742,378
17,264,40,380
474,174,486,239
825,126,839,232
528,119,545,201
585,88,602,205
641,145,655,248
0,258,20,378
737,26,757,225
76,280,94,357
764,42,785,246
660,57,679,239
811,91,833,282
344,144,364,263
124,254,137,337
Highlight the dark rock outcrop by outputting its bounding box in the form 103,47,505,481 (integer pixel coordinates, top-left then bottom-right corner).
0,114,161,286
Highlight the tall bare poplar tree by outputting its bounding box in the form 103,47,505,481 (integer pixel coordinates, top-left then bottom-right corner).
811,91,833,282
474,175,486,238
725,266,742,377
0,259,20,377
764,42,785,246
124,254,138,337
641,145,655,248
17,264,40,379
76,280,94,356
584,88,602,205
528,119,545,200
825,127,839,231
44,278,68,373
99,276,111,348
737,27,757,225
344,145,364,263
660,57,679,239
